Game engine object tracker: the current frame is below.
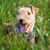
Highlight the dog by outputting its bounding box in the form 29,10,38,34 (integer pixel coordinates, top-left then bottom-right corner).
16,5,39,49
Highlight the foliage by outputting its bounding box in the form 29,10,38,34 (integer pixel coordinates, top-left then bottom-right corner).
0,0,50,50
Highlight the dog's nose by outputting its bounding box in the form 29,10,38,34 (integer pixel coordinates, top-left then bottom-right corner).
19,19,23,23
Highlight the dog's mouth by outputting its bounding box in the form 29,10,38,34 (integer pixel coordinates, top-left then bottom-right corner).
20,23,30,32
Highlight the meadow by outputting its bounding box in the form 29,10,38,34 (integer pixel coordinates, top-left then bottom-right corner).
0,0,50,50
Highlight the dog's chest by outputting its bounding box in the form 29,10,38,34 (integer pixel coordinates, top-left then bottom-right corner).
15,24,35,42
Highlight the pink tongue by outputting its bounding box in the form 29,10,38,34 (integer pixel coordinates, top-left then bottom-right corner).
20,25,27,32
23,25,27,31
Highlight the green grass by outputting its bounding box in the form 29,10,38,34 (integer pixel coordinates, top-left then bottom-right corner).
0,0,50,50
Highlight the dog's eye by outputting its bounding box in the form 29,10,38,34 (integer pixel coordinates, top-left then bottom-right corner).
28,12,30,15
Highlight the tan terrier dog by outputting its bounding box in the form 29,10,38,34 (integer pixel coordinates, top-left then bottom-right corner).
16,5,39,49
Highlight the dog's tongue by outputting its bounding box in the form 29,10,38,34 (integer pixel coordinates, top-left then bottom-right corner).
21,25,27,32
23,25,27,31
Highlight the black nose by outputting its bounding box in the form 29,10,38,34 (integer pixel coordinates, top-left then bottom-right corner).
19,19,23,23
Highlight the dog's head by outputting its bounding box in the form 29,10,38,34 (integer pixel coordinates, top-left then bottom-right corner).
16,6,39,33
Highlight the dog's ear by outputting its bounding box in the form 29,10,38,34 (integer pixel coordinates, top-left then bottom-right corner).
29,5,39,14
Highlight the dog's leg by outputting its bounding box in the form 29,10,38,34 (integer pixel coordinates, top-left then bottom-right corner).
27,32,35,50
29,37,35,50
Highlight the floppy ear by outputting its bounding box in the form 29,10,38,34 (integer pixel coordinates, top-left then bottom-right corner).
29,5,39,14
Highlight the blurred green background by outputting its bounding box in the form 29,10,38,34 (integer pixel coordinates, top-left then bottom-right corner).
0,0,50,50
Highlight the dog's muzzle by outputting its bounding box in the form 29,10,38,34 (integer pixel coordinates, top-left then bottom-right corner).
16,23,30,33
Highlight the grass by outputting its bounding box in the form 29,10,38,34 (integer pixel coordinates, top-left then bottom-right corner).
0,0,50,50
